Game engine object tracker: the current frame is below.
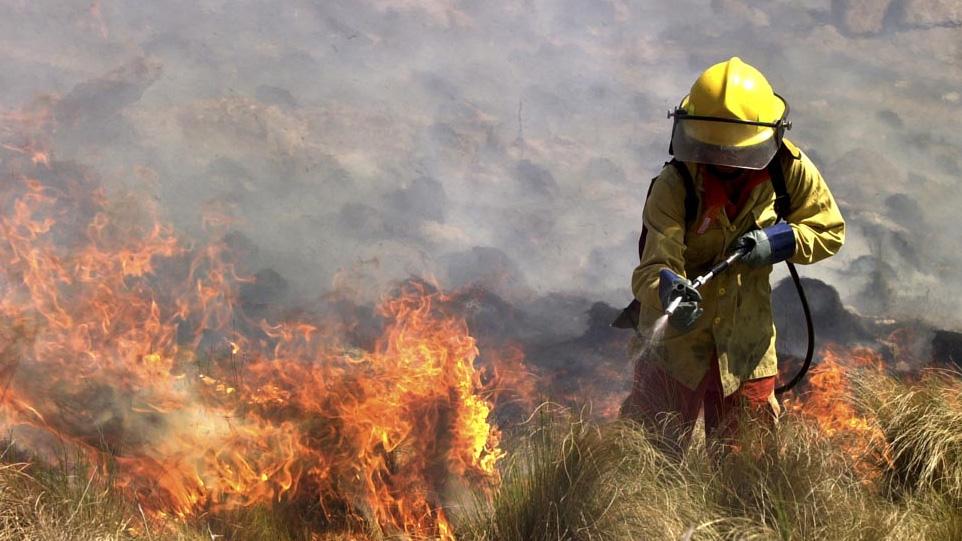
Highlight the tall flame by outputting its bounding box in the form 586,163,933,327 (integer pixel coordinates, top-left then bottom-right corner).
0,142,502,536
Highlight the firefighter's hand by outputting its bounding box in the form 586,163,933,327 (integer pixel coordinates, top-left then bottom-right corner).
732,223,796,267
658,269,702,330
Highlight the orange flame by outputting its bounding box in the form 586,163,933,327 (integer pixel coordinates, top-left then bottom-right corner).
0,144,502,537
784,345,891,478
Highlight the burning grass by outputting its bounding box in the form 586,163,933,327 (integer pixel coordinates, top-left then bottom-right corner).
0,168,504,538
3,363,958,540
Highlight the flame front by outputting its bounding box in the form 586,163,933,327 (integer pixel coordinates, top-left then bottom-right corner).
0,148,501,536
784,345,892,478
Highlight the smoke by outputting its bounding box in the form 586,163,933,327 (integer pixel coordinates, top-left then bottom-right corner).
1,0,961,331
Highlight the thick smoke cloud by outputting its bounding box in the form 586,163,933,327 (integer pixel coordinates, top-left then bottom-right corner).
2,0,961,330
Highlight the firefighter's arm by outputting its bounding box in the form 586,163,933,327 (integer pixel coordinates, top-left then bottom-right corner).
631,166,688,313
783,148,846,264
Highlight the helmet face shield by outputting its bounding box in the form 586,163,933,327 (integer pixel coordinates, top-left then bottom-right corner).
668,92,791,170
670,120,780,170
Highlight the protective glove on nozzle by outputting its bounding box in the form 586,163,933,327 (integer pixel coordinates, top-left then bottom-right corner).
731,223,796,267
658,268,702,330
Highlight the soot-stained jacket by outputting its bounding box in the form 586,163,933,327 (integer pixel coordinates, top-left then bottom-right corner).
630,139,845,397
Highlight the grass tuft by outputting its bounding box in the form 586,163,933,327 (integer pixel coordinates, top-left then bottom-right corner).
854,369,962,503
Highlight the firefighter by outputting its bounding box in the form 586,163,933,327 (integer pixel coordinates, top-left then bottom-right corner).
620,57,845,452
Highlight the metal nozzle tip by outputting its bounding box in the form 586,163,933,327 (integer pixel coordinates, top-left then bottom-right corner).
664,296,683,317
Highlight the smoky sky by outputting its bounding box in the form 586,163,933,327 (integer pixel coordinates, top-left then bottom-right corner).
2,0,961,328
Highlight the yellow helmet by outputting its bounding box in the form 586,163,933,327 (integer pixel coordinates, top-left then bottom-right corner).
670,57,791,169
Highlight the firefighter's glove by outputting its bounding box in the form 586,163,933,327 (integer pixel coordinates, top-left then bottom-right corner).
658,269,703,330
732,223,796,267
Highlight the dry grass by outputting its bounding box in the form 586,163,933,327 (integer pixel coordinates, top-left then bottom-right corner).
457,369,962,541
854,369,962,504
454,405,697,540
0,447,135,540
0,444,360,540
456,411,902,541
0,369,959,540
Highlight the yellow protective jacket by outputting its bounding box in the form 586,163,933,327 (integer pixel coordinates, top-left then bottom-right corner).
631,139,845,396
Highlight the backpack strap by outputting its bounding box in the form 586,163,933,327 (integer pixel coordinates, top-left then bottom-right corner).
767,141,800,219
668,159,699,229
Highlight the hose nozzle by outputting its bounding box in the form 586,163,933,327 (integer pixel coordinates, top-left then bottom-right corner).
664,295,684,317
663,248,749,318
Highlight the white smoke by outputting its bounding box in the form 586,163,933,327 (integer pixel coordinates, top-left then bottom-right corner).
2,0,960,328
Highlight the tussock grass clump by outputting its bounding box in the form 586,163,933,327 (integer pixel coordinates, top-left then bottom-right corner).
456,405,701,540
886,493,962,541
855,369,962,503
708,420,896,540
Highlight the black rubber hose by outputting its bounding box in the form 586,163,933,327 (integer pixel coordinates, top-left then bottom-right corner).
775,261,814,395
